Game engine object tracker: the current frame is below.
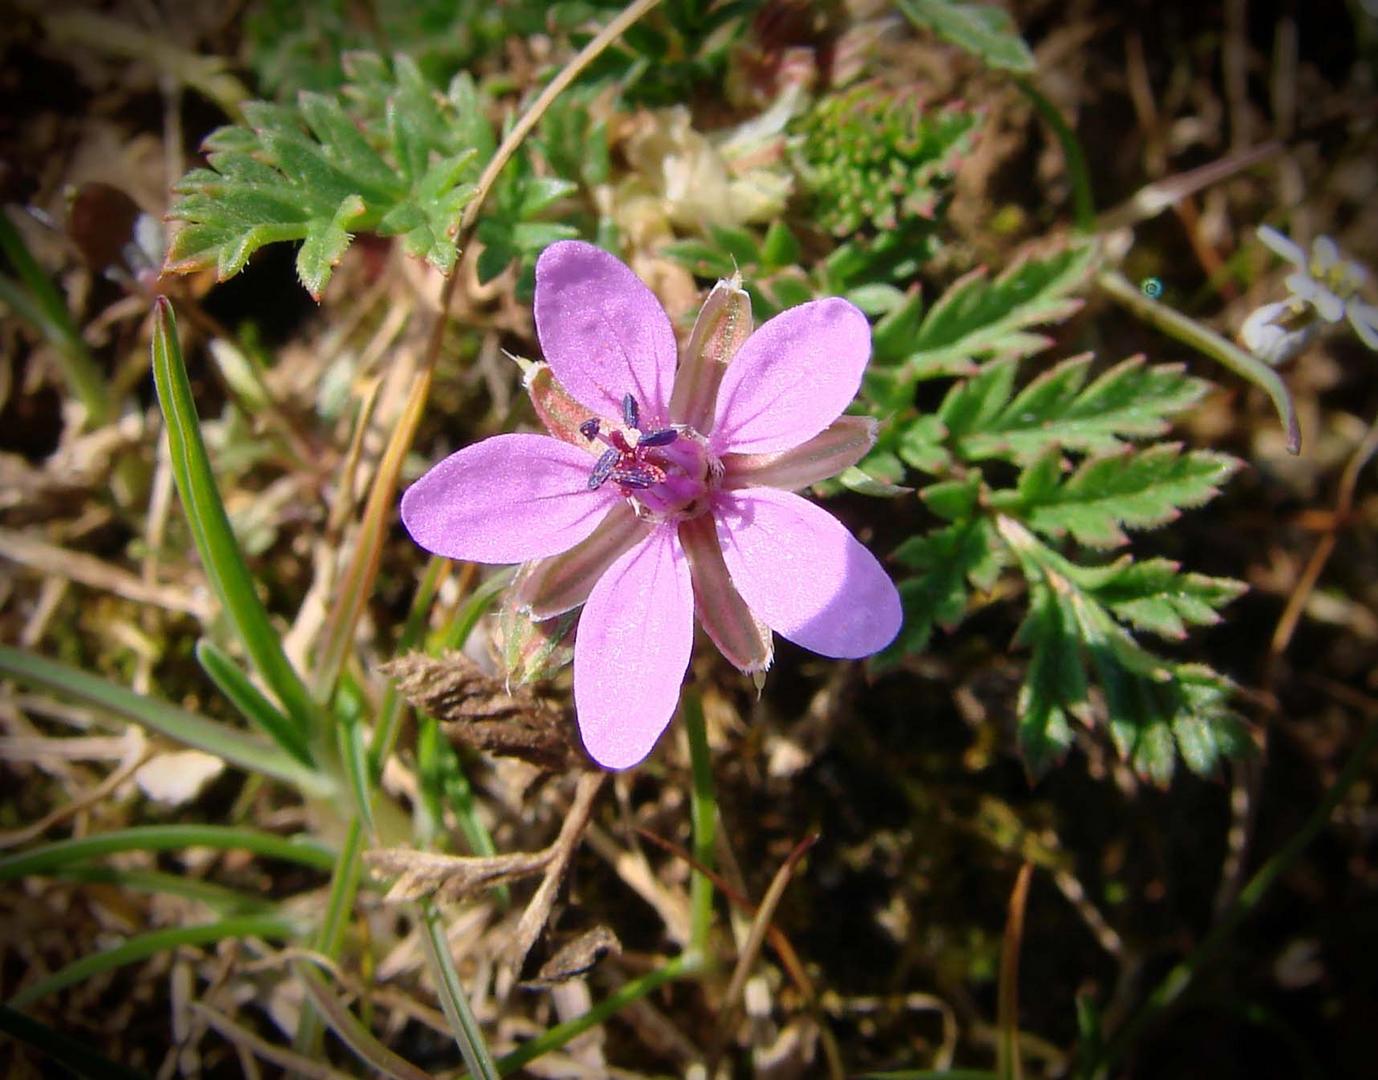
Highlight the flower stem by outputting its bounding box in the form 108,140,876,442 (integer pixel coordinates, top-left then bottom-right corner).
683,688,717,959
1096,267,1301,454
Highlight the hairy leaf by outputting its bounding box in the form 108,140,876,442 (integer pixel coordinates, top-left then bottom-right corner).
900,243,1093,377
995,443,1241,548
998,515,1247,782
955,355,1211,464
881,517,1004,662
166,54,490,298
1064,557,1246,640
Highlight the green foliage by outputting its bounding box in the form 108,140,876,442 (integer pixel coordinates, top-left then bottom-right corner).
243,0,611,99
896,244,1095,377
666,220,920,322
581,0,761,105
896,0,1036,73
472,146,579,287
798,84,981,238
862,242,1247,782
167,53,492,297
991,443,1240,549
1001,519,1248,781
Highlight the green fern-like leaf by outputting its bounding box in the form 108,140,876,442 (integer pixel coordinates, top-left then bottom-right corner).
999,515,1247,783
1063,557,1247,640
166,53,491,298
900,242,1094,378
882,516,1005,664
994,443,1241,548
955,355,1211,464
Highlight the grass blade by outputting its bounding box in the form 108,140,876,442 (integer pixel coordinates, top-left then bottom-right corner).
0,646,328,793
296,963,432,1080
197,638,315,767
417,899,501,1080
150,298,321,742
50,865,274,914
0,824,336,881
0,209,111,426
337,715,376,838
8,914,297,1008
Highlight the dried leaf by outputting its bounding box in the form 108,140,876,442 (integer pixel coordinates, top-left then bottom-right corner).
364,847,551,903
525,926,622,988
380,652,583,770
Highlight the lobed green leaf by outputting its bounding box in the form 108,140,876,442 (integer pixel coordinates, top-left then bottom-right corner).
901,243,1094,377
165,55,492,297
955,355,1211,464
995,443,1241,548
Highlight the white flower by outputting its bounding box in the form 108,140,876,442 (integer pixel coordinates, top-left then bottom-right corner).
1250,226,1378,355
1239,298,1319,367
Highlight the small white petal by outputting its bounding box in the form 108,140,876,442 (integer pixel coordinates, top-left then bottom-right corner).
1311,236,1340,272
1285,272,1323,304
1258,225,1306,267
1348,302,1378,351
1314,289,1345,323
1239,301,1317,366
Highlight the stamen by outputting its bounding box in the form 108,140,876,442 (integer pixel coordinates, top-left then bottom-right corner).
622,393,640,430
579,418,601,441
611,464,664,489
638,427,679,448
588,447,618,489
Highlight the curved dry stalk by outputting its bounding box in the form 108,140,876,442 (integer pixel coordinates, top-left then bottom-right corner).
705,833,819,1073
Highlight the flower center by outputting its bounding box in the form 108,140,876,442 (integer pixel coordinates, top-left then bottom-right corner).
582,394,721,522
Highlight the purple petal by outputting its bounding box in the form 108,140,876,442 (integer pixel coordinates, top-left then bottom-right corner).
574,526,694,770
710,298,871,455
723,416,878,492
715,487,900,658
680,514,773,673
516,502,652,618
401,433,618,563
534,241,678,424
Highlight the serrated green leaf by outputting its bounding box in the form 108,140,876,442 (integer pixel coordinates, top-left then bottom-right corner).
1064,557,1246,639
996,514,1247,783
897,0,1036,72
902,243,1093,375
957,356,1210,463
997,444,1241,548
166,53,491,295
1014,580,1086,775
297,194,366,300
882,518,1004,663
938,356,1018,438
920,472,982,520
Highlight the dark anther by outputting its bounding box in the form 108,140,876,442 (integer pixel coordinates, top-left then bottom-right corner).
638,427,679,447
611,465,661,489
621,393,640,430
579,418,601,441
588,448,618,489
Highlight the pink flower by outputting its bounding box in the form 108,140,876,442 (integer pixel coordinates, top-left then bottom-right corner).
402,241,901,769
